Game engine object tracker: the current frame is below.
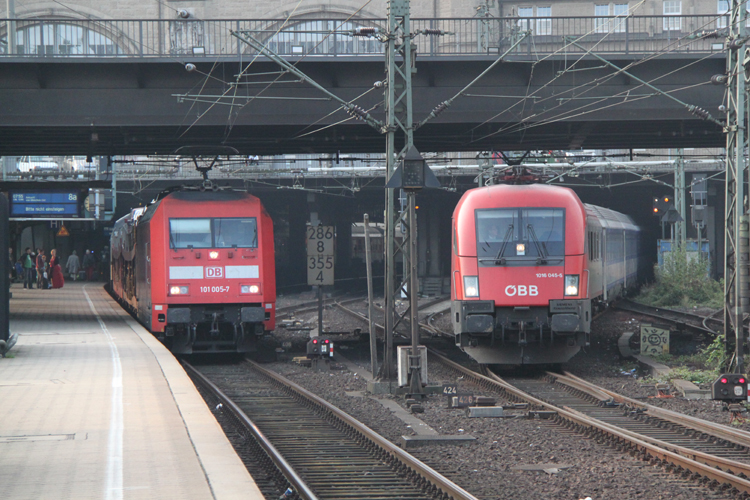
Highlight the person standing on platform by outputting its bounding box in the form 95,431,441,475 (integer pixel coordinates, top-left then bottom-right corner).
22,248,34,289
66,250,80,281
83,249,95,281
41,253,50,289
36,249,45,289
49,249,64,289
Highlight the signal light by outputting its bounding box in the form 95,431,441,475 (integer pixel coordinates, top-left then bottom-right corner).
652,195,675,216
313,339,318,344
712,373,748,401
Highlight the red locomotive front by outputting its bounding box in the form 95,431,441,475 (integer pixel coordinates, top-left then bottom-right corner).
451,184,590,365
111,190,276,354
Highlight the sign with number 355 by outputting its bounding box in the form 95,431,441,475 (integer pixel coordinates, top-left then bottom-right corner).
307,225,334,286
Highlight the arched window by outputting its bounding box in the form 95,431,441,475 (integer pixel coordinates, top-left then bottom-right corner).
263,20,383,56
1,21,122,55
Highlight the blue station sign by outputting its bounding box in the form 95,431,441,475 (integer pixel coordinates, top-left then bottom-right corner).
10,191,81,217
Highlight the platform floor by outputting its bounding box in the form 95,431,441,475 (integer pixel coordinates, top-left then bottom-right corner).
0,282,263,500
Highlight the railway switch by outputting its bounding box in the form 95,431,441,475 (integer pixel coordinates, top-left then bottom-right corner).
711,374,748,401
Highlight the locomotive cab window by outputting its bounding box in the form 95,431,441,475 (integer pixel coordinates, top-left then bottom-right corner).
476,208,564,265
170,219,212,249
214,218,258,248
170,217,258,249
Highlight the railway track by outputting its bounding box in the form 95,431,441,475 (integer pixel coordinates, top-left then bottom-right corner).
185,359,477,500
428,350,750,497
334,296,450,340
614,299,722,337
276,294,368,319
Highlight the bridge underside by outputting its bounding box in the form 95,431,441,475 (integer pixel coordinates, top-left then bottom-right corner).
0,56,727,155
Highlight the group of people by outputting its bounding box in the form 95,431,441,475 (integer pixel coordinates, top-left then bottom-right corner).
10,247,98,290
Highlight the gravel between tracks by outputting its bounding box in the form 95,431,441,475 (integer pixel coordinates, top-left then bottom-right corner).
265,357,727,499
261,296,735,499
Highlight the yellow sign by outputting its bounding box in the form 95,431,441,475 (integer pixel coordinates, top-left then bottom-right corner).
56,225,70,237
640,324,670,355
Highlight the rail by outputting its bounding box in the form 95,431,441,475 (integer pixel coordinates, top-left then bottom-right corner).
429,349,750,495
0,16,730,59
184,361,318,500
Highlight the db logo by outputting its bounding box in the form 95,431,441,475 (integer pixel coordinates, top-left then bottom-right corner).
505,285,538,297
205,266,223,278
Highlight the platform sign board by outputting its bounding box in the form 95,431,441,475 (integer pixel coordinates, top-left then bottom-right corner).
640,323,670,355
307,225,334,286
9,191,80,219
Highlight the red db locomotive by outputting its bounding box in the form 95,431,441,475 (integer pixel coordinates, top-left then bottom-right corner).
110,189,275,354
451,184,639,365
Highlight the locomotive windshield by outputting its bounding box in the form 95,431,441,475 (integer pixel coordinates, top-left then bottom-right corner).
476,208,564,265
170,217,258,249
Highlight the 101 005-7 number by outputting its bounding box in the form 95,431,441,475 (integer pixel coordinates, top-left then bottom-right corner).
200,286,230,293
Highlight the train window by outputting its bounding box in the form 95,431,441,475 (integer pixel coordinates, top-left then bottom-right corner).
170,219,212,249
214,218,258,248
522,209,565,256
476,208,564,264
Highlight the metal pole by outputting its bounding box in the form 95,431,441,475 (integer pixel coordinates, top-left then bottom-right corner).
317,285,323,337
407,191,422,394
674,150,686,247
383,0,415,381
724,0,749,373
6,0,16,55
364,214,378,379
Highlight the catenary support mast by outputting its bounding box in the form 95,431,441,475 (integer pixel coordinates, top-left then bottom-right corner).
724,0,749,373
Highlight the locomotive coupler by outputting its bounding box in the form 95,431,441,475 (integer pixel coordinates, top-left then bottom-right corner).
210,313,220,337
234,322,244,347
518,323,527,346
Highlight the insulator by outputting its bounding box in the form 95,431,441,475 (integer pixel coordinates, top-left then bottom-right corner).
688,105,710,120
430,101,449,117
423,29,443,36
711,74,728,85
353,27,378,36
347,104,368,120
697,29,721,39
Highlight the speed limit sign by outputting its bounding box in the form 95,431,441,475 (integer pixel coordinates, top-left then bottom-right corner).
307,225,334,285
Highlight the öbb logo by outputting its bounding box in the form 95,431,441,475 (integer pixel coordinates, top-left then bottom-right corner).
205,266,223,279
505,285,538,297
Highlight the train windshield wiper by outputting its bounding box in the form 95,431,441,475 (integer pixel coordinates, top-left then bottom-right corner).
526,224,547,265
494,224,514,265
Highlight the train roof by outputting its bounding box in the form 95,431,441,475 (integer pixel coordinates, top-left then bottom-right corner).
585,204,640,231
456,183,585,211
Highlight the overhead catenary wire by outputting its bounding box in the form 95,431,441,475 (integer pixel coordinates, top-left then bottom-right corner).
464,1,730,141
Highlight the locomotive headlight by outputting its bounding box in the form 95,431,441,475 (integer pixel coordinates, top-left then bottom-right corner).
463,276,479,298
241,284,261,294
169,285,189,295
564,275,579,296
209,251,219,259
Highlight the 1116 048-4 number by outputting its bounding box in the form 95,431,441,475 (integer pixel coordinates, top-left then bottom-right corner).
200,286,230,293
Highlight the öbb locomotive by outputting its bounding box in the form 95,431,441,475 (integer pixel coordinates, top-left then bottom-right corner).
451,184,639,366
110,190,276,354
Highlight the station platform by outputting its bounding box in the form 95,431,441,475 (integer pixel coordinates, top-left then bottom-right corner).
0,282,263,500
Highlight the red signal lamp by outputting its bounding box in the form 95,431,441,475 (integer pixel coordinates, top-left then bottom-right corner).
741,378,746,384
721,378,728,383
